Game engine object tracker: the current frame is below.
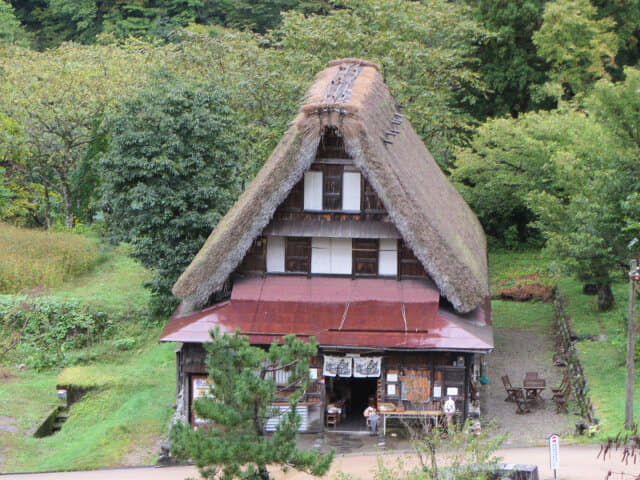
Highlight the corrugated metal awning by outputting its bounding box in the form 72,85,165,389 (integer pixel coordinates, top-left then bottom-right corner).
161,277,492,351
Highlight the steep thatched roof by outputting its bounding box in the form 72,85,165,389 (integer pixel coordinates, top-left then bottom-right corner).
173,58,489,314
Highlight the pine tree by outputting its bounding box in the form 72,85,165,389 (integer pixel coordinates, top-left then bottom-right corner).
170,330,333,480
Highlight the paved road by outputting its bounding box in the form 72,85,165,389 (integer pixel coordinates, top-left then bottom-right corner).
1,444,635,480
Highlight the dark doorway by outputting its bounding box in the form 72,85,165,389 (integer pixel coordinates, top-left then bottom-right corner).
326,377,378,431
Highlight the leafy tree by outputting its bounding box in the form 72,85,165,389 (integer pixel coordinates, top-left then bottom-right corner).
271,0,489,168
207,0,331,33
533,0,618,100
592,0,640,77
170,330,333,480
0,0,28,45
0,43,156,229
455,88,639,308
100,79,241,315
452,108,574,246
101,0,205,41
9,0,331,46
526,112,635,310
470,0,550,117
166,27,310,181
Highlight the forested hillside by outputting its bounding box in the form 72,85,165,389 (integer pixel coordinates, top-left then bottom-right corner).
1,0,639,312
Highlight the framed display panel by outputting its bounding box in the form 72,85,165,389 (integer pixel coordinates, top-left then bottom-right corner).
399,368,431,403
191,375,214,428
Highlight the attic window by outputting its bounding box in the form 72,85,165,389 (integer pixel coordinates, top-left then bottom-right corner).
304,165,361,213
240,237,266,272
322,164,342,210
316,126,349,159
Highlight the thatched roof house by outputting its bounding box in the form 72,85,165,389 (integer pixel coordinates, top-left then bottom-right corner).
173,59,488,314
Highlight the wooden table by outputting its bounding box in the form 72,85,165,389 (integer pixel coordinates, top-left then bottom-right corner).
523,378,546,401
379,410,442,436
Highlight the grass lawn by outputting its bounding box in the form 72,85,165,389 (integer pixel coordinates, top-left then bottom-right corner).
0,236,175,473
51,244,151,317
0,339,175,472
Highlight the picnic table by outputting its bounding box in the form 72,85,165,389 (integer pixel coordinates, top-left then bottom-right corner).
523,378,546,402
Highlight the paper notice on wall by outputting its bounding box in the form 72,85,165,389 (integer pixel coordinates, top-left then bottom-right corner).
446,387,458,396
433,386,442,398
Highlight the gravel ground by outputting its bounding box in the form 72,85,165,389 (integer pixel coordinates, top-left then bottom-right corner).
481,327,579,446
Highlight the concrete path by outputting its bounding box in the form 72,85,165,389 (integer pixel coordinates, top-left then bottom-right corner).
1,444,637,480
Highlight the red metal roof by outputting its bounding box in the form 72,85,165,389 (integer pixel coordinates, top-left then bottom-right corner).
160,276,492,351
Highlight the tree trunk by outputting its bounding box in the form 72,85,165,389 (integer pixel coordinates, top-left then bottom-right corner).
597,282,615,311
61,182,73,229
258,465,270,480
44,186,51,230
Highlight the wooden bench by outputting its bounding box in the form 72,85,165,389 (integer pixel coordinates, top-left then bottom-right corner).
514,388,532,414
552,383,571,413
551,374,569,395
501,375,519,402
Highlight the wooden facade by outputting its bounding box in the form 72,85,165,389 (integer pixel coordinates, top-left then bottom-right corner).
175,343,475,433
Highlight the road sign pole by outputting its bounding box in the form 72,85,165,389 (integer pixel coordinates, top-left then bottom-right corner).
548,433,560,480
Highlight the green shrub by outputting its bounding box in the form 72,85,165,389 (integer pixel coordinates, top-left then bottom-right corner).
113,338,136,351
0,297,108,369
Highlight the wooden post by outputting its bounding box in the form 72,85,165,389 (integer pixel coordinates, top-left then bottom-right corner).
625,259,638,430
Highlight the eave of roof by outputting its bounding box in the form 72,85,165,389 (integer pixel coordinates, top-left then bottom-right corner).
162,276,493,352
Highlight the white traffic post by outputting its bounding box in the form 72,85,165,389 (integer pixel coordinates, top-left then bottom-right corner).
548,433,560,480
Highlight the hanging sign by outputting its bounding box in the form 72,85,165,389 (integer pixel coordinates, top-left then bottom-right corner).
323,356,353,377
548,433,559,479
353,357,382,377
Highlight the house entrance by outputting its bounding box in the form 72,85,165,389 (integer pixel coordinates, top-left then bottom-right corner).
326,377,378,431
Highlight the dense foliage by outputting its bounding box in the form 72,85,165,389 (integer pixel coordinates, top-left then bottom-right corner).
471,0,550,117
170,330,333,480
0,297,108,369
0,42,157,228
100,79,241,314
9,0,333,47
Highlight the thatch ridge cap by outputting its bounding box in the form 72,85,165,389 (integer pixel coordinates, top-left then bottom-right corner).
327,58,380,70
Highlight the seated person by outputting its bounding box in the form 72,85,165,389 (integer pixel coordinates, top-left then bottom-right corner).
363,403,379,435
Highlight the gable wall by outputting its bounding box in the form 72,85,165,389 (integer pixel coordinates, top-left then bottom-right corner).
236,127,429,281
